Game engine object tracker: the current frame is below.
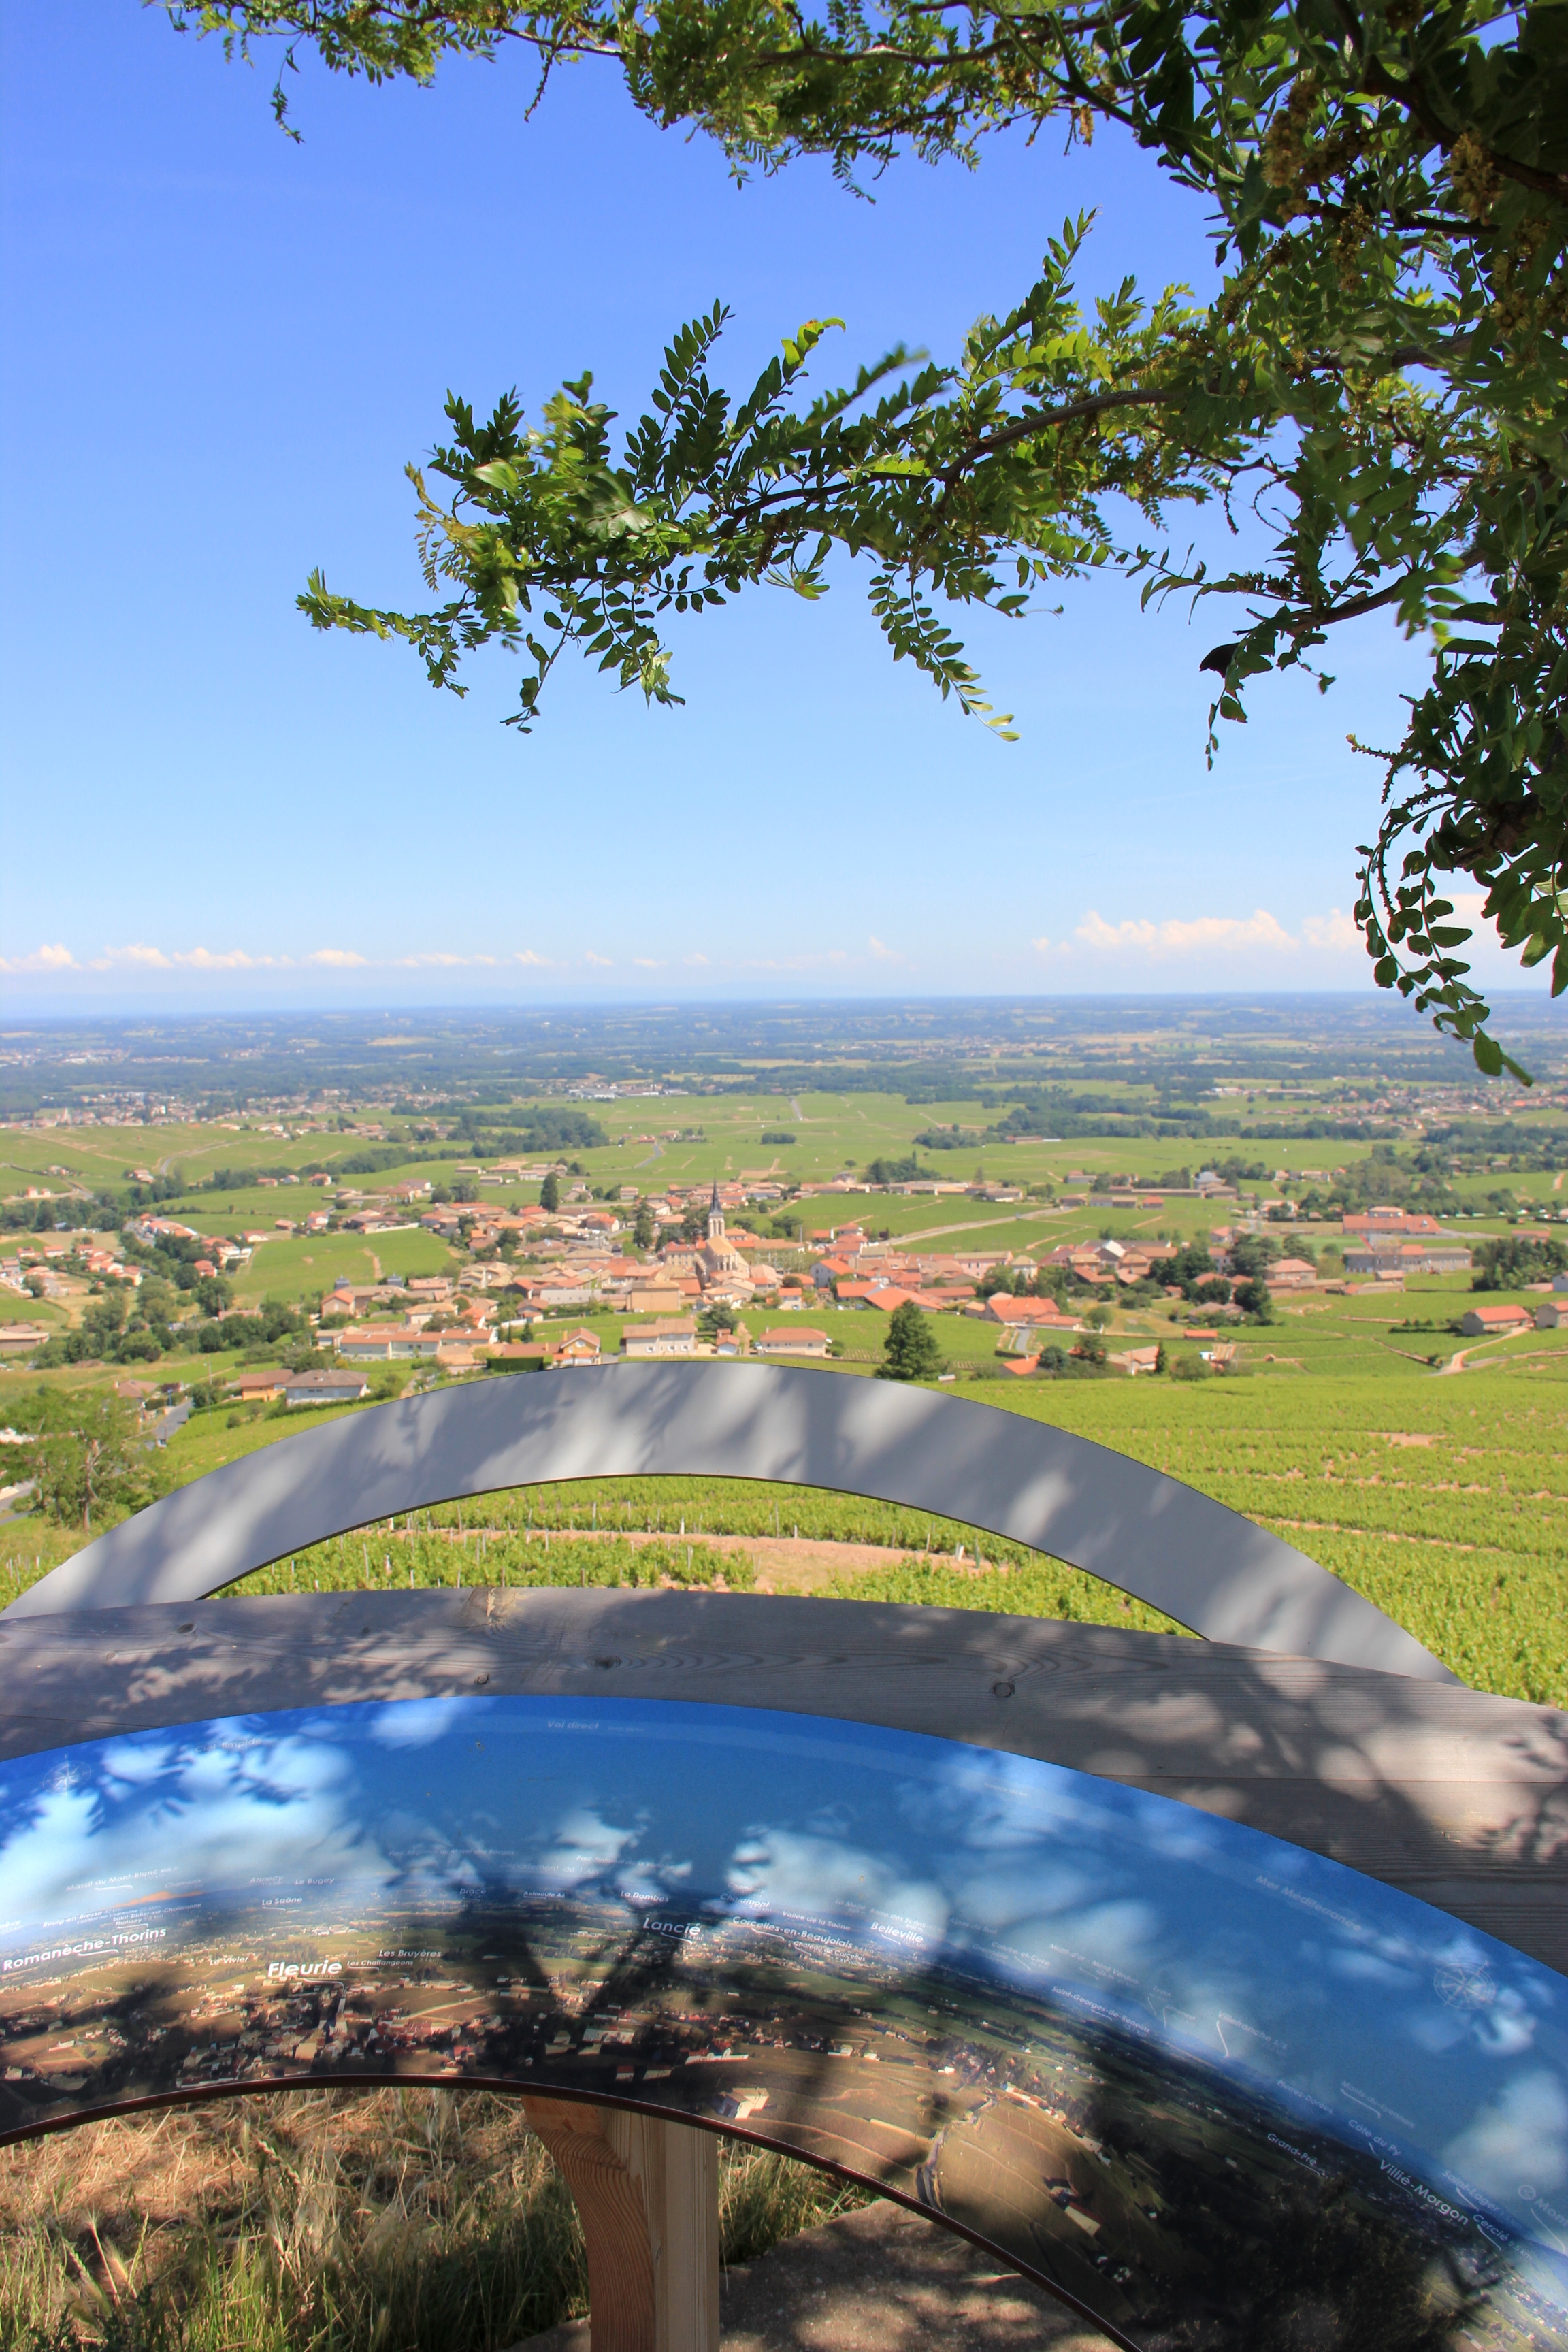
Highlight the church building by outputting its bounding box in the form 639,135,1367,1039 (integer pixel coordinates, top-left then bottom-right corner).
697,1179,752,1293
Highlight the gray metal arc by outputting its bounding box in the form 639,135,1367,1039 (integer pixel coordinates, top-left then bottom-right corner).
3,1365,1455,1680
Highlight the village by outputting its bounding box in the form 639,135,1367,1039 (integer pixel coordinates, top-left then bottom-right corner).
14,1154,1557,1406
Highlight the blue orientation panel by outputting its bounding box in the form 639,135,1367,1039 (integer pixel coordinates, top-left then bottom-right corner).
1,1695,1563,2349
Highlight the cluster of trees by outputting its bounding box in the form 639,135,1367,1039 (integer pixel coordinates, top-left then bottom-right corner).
31,1276,309,1368
1,1192,126,1235
451,1107,609,1152
187,1302,313,1356
122,1226,235,1302
911,1126,987,1152
1290,1142,1467,1222
35,1285,175,1368
1471,1233,1568,1288
864,1154,935,1186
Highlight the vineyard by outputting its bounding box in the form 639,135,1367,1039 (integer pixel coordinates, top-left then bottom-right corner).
3,1369,1563,1705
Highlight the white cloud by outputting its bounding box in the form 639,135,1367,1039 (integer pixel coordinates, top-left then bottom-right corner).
867,936,904,963
176,946,273,970
584,951,614,968
1300,909,1361,952
305,948,368,968
97,943,174,969
1074,908,1299,958
0,944,80,974
1444,2068,1567,2202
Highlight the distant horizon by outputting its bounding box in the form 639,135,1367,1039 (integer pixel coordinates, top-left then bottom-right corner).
5,986,1568,1028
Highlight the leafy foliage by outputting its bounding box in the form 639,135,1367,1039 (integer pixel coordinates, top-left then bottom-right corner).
16,1390,165,1533
297,247,1213,743
1471,1230,1568,1287
876,1296,948,1377
165,0,1568,1071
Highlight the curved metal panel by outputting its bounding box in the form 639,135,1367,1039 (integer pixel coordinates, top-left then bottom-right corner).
3,1365,1453,1678
0,1694,1559,2349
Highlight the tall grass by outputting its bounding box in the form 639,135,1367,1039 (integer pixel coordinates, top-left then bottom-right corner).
0,2089,867,2352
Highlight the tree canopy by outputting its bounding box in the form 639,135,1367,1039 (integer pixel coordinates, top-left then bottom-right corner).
877,1297,948,1377
163,0,1568,1075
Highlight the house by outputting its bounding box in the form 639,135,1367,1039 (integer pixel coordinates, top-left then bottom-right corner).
1270,1258,1319,1289
716,2088,770,2121
628,1284,686,1316
1345,1243,1473,1276
334,1324,442,1362
983,1295,1056,1326
553,1328,602,1366
753,1326,831,1358
1535,1301,1568,1329
321,1285,370,1320
1458,1304,1534,1337
282,1369,372,1405
811,1256,857,1289
485,1342,553,1371
0,1323,49,1358
237,1369,289,1401
623,1318,697,1358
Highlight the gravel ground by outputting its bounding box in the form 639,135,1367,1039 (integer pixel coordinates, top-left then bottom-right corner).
517,2196,1111,2351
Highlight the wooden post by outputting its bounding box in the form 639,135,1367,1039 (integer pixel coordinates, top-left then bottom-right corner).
522,2097,719,2352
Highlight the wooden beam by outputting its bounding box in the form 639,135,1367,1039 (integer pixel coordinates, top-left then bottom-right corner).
521,2097,719,2352
606,2106,720,2352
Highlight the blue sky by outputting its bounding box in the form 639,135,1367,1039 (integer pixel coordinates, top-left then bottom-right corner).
0,1,1539,1008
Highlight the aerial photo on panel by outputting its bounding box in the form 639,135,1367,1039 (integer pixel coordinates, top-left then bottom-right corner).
1,1697,1563,2349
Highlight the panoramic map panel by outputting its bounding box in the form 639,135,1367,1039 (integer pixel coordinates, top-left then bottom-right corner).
0,1695,1563,2350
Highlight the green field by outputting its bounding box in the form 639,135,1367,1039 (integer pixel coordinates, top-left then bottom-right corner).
16,1084,1568,1240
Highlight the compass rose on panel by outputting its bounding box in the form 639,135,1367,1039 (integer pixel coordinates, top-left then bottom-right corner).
1433,1963,1497,2010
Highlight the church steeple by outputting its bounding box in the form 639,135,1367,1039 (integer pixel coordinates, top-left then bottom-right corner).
707,1178,725,1241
